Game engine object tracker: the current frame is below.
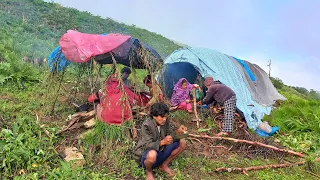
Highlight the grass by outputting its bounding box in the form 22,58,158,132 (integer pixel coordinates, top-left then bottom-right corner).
1,1,318,178
1,51,319,179
1,77,320,179
264,88,320,156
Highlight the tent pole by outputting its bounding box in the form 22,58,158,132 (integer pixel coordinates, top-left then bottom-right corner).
192,89,200,128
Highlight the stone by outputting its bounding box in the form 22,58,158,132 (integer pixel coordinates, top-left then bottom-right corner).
63,147,86,167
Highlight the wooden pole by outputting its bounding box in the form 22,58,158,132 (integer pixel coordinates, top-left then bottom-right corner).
267,59,271,78
192,89,200,128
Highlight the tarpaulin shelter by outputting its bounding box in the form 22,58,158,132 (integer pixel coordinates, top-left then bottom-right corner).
47,30,162,125
161,48,286,130
48,30,162,72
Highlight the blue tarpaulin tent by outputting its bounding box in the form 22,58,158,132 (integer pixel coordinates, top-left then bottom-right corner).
161,48,286,130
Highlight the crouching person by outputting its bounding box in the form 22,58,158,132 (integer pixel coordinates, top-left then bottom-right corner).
133,103,187,180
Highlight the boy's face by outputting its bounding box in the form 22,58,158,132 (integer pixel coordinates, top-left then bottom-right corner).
122,72,129,79
153,114,167,126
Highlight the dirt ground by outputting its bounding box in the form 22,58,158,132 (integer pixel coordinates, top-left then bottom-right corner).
54,104,290,168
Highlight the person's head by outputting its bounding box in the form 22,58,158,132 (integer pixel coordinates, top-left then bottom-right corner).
121,67,131,80
143,75,152,88
204,77,214,89
150,103,169,126
181,79,188,89
109,73,119,82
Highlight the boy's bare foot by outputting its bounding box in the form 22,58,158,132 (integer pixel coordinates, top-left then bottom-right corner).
216,132,229,137
146,170,154,180
159,164,176,177
139,112,148,116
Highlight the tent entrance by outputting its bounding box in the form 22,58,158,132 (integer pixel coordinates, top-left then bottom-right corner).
161,62,203,98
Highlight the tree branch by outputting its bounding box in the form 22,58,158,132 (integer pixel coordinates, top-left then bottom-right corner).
188,133,305,158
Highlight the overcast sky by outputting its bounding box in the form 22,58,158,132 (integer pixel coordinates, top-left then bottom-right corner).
46,0,320,91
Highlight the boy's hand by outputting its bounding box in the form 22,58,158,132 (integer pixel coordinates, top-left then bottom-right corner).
161,135,173,146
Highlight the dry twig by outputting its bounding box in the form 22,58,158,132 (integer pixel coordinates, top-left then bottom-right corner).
188,137,203,144
188,133,305,158
215,158,320,173
34,112,59,155
300,169,320,179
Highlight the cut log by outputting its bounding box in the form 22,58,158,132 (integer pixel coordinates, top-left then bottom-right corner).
57,110,96,135
84,118,96,128
188,133,305,158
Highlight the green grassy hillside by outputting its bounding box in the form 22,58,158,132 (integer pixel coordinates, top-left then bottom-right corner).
0,0,319,179
0,0,180,60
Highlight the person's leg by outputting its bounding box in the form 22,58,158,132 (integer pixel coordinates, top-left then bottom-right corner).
159,139,187,176
186,103,193,113
222,95,237,134
177,102,187,110
96,104,103,121
142,150,157,180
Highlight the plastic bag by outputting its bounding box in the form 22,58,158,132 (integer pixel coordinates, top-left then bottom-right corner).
195,89,204,101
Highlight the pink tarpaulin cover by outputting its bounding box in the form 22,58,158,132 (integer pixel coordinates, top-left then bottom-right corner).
59,30,131,63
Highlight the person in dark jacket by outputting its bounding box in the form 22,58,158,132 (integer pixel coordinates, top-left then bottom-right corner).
199,77,237,136
134,103,187,180
121,67,132,87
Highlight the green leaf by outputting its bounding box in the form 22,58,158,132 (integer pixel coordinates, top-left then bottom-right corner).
197,128,211,133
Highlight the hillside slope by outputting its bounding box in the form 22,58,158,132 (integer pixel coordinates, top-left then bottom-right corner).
0,0,180,60
0,0,319,179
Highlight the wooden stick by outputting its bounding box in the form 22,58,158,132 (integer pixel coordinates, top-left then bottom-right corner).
188,137,203,144
34,112,52,138
192,89,200,128
188,133,305,158
215,158,320,173
34,112,59,155
209,145,227,149
215,161,305,173
301,169,320,179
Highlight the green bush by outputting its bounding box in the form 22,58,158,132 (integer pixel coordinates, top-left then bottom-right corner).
0,118,59,178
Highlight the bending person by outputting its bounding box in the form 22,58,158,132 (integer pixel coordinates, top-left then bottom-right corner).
199,77,237,136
